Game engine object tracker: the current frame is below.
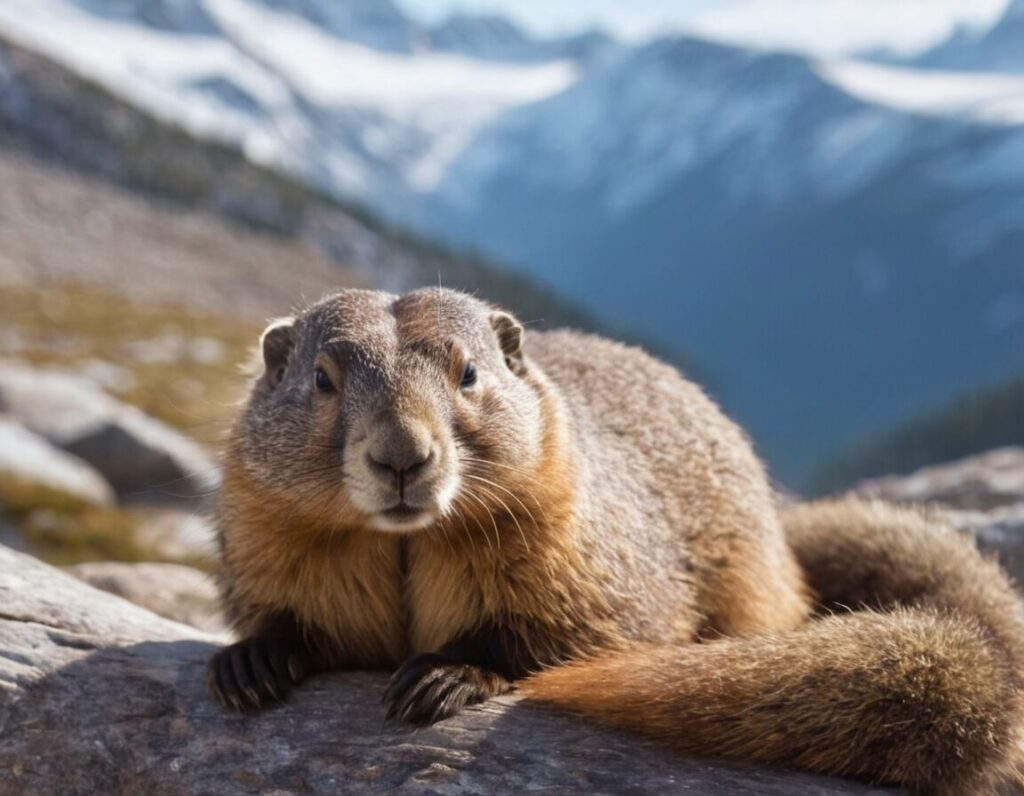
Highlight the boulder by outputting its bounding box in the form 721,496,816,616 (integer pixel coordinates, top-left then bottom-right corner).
0,415,114,506
0,545,899,795
0,508,25,551
947,504,1024,584
856,447,1024,511
855,448,1024,583
64,561,226,634
0,360,218,508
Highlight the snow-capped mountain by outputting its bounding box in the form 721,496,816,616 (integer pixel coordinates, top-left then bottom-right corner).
0,0,600,212
916,0,1024,73
430,13,539,60
1,0,1022,484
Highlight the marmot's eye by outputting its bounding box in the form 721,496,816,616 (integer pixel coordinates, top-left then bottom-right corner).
460,361,477,390
314,367,336,393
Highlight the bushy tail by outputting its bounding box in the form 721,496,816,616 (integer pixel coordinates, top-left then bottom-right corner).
520,499,1024,795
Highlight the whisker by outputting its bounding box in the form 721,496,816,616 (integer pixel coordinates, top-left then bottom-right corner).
432,508,456,556
449,505,478,558
458,453,551,491
464,476,531,553
464,471,544,528
460,460,551,527
457,490,499,555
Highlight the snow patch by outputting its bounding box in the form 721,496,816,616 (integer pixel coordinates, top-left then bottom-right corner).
818,59,1024,124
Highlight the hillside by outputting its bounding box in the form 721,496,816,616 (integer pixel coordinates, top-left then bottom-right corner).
0,33,593,332
0,0,600,222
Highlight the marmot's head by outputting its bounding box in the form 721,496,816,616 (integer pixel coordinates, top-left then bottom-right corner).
235,288,546,533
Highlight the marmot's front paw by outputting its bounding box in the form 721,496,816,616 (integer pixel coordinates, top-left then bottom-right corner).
207,637,308,713
383,652,510,725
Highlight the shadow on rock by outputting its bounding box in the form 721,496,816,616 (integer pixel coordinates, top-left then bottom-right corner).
0,636,902,796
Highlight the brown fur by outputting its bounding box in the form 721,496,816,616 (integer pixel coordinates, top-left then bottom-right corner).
211,288,1024,794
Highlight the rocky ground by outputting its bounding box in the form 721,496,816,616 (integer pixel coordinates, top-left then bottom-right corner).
0,546,898,796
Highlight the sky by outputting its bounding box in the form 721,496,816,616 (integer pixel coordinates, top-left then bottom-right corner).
400,0,1010,56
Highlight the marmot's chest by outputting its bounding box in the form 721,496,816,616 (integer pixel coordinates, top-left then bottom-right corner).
281,535,492,666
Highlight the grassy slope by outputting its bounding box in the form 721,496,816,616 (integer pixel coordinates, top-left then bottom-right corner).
0,475,210,569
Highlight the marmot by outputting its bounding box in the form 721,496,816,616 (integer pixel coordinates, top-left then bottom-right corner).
210,287,1024,795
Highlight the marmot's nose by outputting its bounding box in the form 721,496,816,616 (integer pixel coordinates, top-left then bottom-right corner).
366,429,434,490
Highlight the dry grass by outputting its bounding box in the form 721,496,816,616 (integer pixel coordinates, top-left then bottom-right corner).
0,474,210,569
0,281,259,447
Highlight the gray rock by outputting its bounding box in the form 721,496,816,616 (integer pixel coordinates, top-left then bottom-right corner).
0,546,899,795
0,360,219,508
856,447,1024,511
0,508,26,552
948,504,1024,584
855,448,1024,583
63,561,227,634
0,416,114,505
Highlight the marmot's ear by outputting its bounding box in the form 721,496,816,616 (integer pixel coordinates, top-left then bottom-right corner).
490,311,524,372
260,316,296,389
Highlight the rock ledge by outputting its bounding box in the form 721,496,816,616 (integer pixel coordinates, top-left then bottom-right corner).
0,546,897,795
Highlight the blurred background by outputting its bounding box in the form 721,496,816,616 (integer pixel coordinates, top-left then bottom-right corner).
0,0,1022,579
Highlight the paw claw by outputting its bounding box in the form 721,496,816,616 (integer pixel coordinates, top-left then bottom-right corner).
287,655,304,684
383,654,506,726
207,636,312,714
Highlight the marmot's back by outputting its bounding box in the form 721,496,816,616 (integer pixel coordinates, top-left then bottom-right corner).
527,329,808,639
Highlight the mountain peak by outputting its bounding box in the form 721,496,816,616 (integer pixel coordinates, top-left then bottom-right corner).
428,12,616,63
429,12,537,61
250,0,416,51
